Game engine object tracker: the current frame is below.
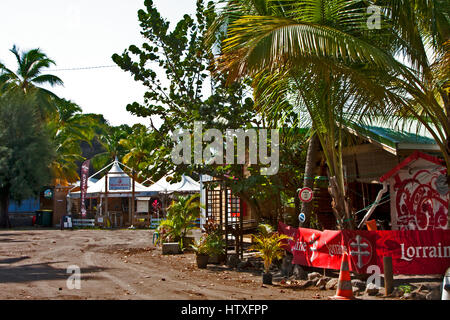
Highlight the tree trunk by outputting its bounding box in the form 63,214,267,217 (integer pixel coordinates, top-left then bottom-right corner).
0,190,11,228
443,90,450,230
301,134,319,228
329,176,353,230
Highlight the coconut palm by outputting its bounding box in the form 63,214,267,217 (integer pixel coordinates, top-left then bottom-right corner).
0,45,63,117
211,0,405,228
91,124,132,170
48,99,102,185
119,124,155,173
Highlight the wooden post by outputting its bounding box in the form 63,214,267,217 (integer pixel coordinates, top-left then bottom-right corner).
383,256,394,295
105,172,108,227
131,170,136,227
239,196,243,259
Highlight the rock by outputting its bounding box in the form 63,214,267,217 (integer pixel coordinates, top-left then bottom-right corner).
291,265,307,280
300,280,315,288
326,278,339,290
426,287,441,300
227,254,240,268
389,287,404,298
351,279,366,291
308,272,322,281
402,292,412,300
365,283,379,296
411,292,427,300
316,277,331,287
319,285,326,290
352,286,361,296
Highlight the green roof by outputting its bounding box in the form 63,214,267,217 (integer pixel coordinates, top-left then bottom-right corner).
354,124,436,148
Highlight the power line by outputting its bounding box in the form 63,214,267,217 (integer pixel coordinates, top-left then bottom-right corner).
48,65,118,72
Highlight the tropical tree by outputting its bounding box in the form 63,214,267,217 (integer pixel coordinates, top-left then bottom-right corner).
48,98,103,184
91,124,132,170
212,0,406,229
113,0,314,223
0,45,63,117
0,90,54,227
119,124,157,174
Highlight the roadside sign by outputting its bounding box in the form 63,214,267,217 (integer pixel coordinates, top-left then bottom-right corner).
298,187,313,202
298,212,306,223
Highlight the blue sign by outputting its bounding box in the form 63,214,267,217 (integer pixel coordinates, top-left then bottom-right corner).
298,212,306,223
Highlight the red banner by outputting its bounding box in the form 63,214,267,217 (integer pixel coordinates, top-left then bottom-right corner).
80,159,90,217
278,222,450,275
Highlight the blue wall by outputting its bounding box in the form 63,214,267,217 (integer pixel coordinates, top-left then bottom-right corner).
8,198,40,214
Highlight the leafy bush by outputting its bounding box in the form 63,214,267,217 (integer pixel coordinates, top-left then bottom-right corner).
250,224,291,273
157,194,202,249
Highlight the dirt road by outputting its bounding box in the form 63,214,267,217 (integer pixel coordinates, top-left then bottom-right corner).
0,229,442,300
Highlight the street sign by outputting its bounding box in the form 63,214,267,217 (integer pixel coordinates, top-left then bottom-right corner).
298,212,306,223
298,187,313,202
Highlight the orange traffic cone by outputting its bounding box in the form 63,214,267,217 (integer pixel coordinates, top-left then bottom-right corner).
329,252,356,300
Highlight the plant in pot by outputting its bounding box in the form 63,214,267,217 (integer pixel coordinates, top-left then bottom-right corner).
157,194,202,253
250,224,292,285
191,237,210,268
202,219,226,264
205,230,226,264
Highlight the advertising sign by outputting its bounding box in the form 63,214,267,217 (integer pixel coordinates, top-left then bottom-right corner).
109,176,131,190
278,221,450,275
80,159,90,216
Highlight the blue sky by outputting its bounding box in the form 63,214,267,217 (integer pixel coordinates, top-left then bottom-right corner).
0,0,197,126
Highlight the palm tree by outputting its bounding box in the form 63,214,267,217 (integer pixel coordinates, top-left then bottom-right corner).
48,99,102,185
91,124,132,170
0,45,63,116
211,0,404,229
119,124,154,173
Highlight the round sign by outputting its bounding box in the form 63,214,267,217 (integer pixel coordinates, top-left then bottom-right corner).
298,212,306,223
298,187,313,202
44,189,53,199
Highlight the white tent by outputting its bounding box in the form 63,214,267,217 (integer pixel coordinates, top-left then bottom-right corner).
68,161,156,199
147,174,200,194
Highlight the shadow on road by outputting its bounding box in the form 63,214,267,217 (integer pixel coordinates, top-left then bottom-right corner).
0,260,108,284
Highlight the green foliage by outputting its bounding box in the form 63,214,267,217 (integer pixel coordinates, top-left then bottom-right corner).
112,0,310,222
191,228,225,256
213,0,445,228
0,45,64,118
191,237,210,255
157,194,202,249
91,124,132,171
48,98,104,184
250,224,291,273
112,0,256,180
398,285,413,294
0,90,55,226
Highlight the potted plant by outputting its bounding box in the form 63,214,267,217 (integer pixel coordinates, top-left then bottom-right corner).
202,220,226,264
191,237,210,268
206,230,226,264
250,224,292,285
157,194,202,253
